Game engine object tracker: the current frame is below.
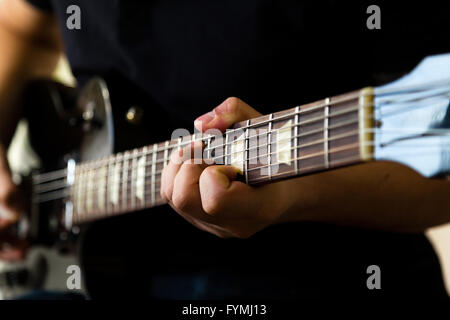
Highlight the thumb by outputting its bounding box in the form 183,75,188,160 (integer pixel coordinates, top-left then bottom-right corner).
199,165,254,216
194,97,262,133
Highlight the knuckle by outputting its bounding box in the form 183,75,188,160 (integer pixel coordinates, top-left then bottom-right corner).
172,191,191,211
202,165,216,178
225,97,241,113
170,148,184,164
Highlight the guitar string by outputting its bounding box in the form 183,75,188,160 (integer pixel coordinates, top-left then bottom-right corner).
31,81,450,185
62,133,357,199
80,136,450,197
68,81,450,217
34,144,363,204
33,99,450,188
68,130,362,194
32,97,366,184
31,112,358,190
71,151,367,221
72,137,450,221
33,124,450,197
33,119,364,194
33,136,450,204
35,122,450,193
31,97,450,202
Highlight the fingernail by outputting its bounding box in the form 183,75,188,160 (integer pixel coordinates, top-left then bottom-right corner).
195,110,215,125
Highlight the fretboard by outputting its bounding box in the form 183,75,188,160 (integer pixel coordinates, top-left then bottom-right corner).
68,88,374,225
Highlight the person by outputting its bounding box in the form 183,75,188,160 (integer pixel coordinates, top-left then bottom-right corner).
0,0,449,300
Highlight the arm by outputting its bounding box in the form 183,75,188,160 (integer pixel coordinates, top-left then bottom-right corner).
0,0,62,259
0,0,62,144
280,160,450,233
161,97,450,238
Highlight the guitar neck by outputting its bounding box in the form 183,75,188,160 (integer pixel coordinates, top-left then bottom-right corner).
66,88,375,225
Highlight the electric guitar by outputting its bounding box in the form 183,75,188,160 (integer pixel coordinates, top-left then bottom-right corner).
2,53,450,296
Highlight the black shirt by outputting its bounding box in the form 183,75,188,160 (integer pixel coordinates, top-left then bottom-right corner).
25,0,450,300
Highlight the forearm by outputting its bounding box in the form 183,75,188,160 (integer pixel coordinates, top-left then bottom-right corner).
280,161,450,233
0,0,62,146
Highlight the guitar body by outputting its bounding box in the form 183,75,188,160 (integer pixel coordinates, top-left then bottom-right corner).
19,77,179,297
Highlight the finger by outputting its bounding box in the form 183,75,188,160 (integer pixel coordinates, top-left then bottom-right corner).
171,161,208,217
201,165,292,228
160,148,184,202
199,165,252,216
160,141,204,202
0,247,25,261
194,97,262,133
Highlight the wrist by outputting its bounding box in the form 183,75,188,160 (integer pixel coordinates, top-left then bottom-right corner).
274,177,321,225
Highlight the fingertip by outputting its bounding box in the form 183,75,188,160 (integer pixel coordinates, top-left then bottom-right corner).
194,119,204,132
194,111,215,132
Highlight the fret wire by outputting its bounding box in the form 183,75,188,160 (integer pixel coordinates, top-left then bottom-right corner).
224,131,229,165
122,152,129,212
78,105,361,175
71,99,352,173
58,128,362,196
50,133,433,207
47,105,364,191
207,136,212,160
34,97,366,187
248,154,362,184
61,117,360,193
107,157,113,213
61,126,363,211
247,142,359,174
204,117,360,162
224,93,361,134
142,145,149,208
91,164,98,212
42,100,367,205
151,143,158,205
244,120,250,184
115,154,123,212
81,166,88,219
96,165,103,212
324,98,330,169
72,142,362,208
62,93,364,183
268,113,273,180
78,164,85,219
81,166,88,218
131,150,138,210
294,106,299,175
41,136,366,206
201,107,361,153
178,137,182,151
164,140,169,167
